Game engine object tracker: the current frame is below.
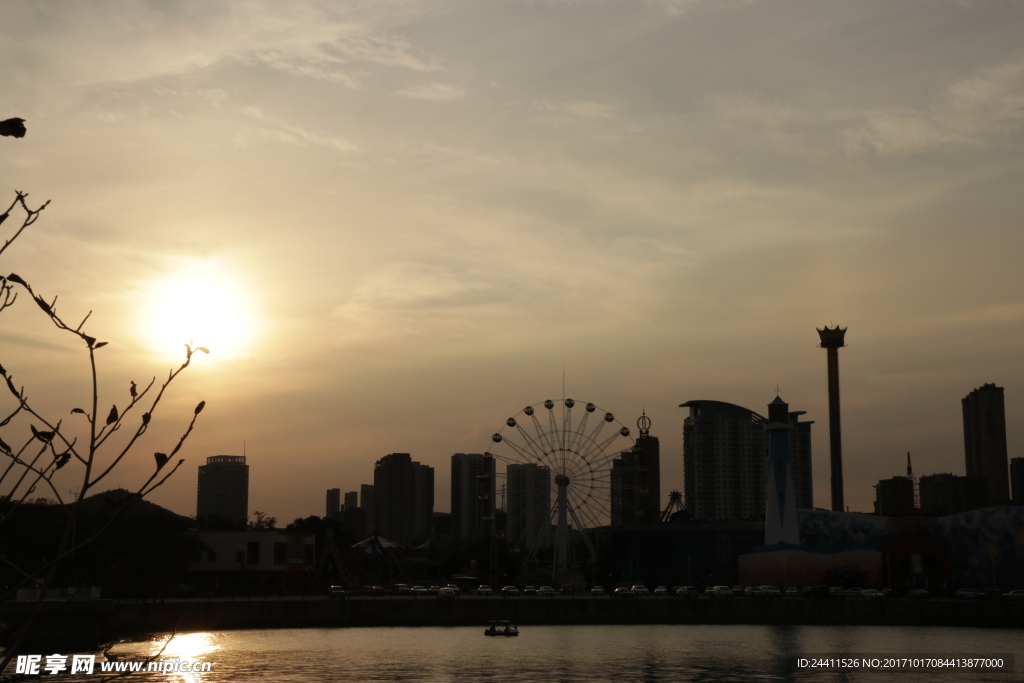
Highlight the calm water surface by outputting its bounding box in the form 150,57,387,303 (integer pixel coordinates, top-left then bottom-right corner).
91,625,1023,682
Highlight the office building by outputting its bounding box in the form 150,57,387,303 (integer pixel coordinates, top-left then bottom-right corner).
326,488,341,520
197,455,249,526
360,484,375,523
451,453,496,542
919,473,973,516
874,476,915,517
765,396,799,545
680,400,813,521
373,453,434,545
610,412,661,524
963,383,1010,506
507,462,550,550
344,491,358,511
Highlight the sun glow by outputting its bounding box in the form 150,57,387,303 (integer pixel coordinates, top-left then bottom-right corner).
142,260,254,359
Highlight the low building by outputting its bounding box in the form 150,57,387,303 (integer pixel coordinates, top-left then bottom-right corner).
188,530,315,593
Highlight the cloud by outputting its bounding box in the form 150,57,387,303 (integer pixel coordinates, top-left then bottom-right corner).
535,98,617,119
841,58,1024,154
236,107,358,153
396,83,466,101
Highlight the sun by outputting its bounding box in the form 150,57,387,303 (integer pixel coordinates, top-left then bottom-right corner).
142,259,254,359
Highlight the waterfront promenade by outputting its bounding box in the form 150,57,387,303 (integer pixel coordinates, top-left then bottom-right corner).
4,594,1022,646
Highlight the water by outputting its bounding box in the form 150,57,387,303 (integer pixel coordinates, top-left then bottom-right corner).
23,625,1024,682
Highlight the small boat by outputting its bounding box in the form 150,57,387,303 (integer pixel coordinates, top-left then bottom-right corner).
484,620,519,637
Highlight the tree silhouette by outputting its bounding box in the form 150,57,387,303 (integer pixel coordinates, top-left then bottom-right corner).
0,189,206,669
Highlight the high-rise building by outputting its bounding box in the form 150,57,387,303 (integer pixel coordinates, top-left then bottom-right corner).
197,455,249,526
919,473,973,516
451,453,496,542
507,462,550,550
326,488,341,519
962,383,1010,507
360,484,375,523
610,412,661,524
373,453,434,545
817,325,848,512
1010,458,1024,505
344,491,359,511
874,476,915,517
680,400,813,521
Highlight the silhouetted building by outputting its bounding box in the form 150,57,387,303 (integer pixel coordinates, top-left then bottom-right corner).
507,462,550,550
373,453,433,545
817,325,848,512
680,399,813,521
342,506,366,540
963,383,1010,506
611,412,661,525
360,484,375,523
765,396,799,545
326,488,341,520
197,455,249,526
344,491,358,510
874,476,915,517
451,453,496,542
919,473,973,516
1010,458,1024,505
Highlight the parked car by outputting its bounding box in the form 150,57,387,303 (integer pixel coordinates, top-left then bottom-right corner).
711,586,734,598
654,586,668,597
328,585,346,600
444,583,461,595
631,585,650,596
676,586,698,598
1001,590,1024,600
476,585,493,596
590,585,606,596
538,586,556,597
613,587,634,599
428,585,441,594
732,586,744,596
785,587,799,597
437,587,458,599
860,589,885,600
705,586,714,597
744,586,764,598
560,586,575,595
411,585,429,596
368,585,388,596
502,585,520,597
955,588,985,599
759,586,782,598
523,585,538,596
394,584,412,595
843,588,864,599
908,589,930,600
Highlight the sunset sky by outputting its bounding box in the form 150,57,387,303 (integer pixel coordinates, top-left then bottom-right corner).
2,0,1023,525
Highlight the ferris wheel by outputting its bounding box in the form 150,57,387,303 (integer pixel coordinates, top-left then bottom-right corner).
487,398,634,577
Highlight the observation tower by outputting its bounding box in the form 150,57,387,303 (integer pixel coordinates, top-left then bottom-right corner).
817,325,847,512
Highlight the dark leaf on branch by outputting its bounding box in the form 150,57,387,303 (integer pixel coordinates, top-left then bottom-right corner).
0,363,5,375
83,335,96,346
130,381,137,398
6,273,26,285
30,424,54,442
0,212,7,225
197,347,209,354
141,412,151,425
194,401,205,415
71,408,86,414
34,296,52,315
106,405,118,425
154,452,169,470
0,118,27,138
94,341,108,349
0,436,10,453
54,451,71,470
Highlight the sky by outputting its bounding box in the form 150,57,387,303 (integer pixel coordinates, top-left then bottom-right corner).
2,0,1023,525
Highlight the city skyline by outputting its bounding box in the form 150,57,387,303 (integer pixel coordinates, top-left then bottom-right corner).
3,1,1023,524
